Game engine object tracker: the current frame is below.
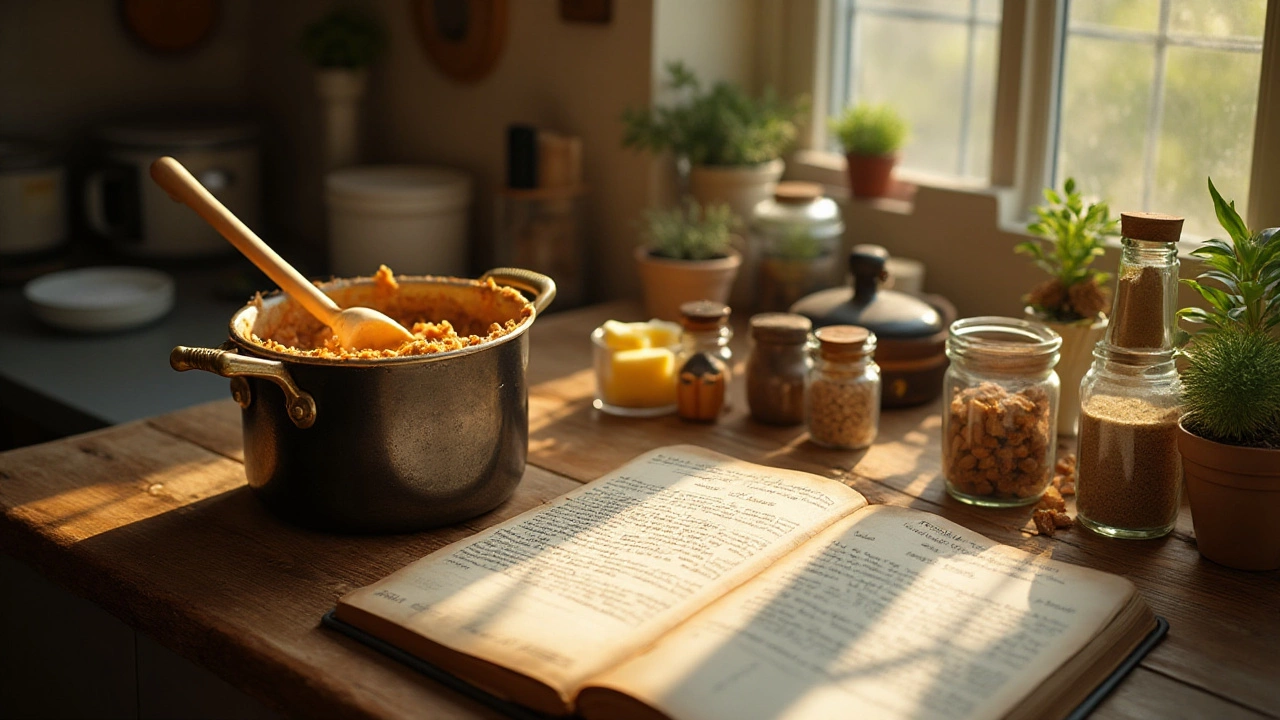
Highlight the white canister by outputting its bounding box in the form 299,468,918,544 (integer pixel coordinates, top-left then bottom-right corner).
0,141,67,256
325,165,472,278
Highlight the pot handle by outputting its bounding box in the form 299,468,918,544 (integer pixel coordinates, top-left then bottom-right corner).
481,268,557,315
170,344,317,429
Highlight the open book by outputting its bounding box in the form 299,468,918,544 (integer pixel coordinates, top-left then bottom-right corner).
332,445,1161,720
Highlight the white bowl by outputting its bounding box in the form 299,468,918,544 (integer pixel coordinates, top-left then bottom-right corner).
24,266,175,333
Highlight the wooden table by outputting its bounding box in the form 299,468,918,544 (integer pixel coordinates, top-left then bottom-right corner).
1,302,1276,719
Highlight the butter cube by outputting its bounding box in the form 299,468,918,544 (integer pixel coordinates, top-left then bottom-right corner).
604,347,677,408
602,320,651,351
640,319,682,348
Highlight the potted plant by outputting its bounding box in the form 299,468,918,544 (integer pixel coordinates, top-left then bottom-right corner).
1175,178,1280,571
1015,177,1118,436
301,6,387,170
634,199,741,322
622,61,801,223
830,102,908,198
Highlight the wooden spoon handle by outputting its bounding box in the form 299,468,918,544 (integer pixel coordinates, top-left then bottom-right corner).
150,156,340,325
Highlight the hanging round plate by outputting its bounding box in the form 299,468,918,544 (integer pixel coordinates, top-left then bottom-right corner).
414,0,508,83
120,0,219,55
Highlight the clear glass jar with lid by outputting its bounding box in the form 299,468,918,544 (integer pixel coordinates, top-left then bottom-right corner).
675,300,734,421
751,181,845,312
1076,212,1184,539
805,325,880,449
943,317,1062,507
746,313,814,426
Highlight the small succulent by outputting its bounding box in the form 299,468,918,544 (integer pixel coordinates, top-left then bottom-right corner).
829,102,909,157
642,199,734,261
1016,178,1118,323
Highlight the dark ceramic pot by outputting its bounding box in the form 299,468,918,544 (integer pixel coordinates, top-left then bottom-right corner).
170,268,555,534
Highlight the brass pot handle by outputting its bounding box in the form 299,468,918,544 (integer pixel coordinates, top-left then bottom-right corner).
170,344,317,429
481,267,557,315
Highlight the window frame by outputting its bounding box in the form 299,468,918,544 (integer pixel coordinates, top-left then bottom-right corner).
779,0,1280,239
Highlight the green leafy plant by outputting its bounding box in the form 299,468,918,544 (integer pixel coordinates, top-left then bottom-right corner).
642,199,734,261
829,102,908,156
1016,177,1119,323
301,7,386,69
1177,178,1280,448
621,61,802,167
766,226,829,261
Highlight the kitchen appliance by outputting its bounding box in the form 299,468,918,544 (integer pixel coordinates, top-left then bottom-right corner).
0,139,67,256
790,244,956,408
169,268,556,534
85,119,260,258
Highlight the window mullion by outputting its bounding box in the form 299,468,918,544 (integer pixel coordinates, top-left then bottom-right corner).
958,0,979,176
1140,0,1173,212
1247,0,1280,230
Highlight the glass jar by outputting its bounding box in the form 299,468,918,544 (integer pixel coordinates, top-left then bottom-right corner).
751,182,844,312
591,321,681,417
1076,211,1184,539
943,317,1062,507
675,301,734,421
805,325,881,449
746,313,814,426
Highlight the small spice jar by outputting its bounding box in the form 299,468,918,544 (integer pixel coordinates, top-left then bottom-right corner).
676,301,734,422
1076,212,1184,539
943,317,1061,507
746,313,814,425
806,325,880,449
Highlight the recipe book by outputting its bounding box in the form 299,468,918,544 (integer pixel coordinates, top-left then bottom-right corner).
329,445,1164,720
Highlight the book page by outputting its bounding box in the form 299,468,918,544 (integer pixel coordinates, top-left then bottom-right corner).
337,445,866,699
585,505,1135,720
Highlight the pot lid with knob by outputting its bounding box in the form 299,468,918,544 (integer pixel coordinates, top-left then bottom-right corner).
788,244,945,338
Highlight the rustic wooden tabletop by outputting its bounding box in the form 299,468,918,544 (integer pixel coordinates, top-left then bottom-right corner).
0,301,1275,719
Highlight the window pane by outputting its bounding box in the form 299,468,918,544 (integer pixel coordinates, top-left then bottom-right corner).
1156,46,1262,237
857,0,972,14
1057,38,1155,214
1169,0,1268,38
1069,0,1159,32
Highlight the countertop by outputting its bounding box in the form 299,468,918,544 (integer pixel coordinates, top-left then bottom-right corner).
0,301,1276,719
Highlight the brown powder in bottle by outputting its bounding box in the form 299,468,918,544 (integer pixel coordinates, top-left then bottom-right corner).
1076,394,1181,531
1109,265,1165,348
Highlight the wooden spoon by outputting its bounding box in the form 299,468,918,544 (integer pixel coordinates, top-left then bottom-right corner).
150,156,414,351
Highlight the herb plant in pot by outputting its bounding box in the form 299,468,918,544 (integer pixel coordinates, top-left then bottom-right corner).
1016,178,1117,436
302,6,387,171
830,102,908,199
1175,179,1280,571
634,200,741,323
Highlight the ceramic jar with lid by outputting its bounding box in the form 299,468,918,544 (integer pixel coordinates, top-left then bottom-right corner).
943,317,1062,508
806,325,881,450
751,181,845,313
745,313,814,426
790,244,955,407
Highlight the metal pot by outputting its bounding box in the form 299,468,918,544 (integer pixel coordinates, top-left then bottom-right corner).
170,268,555,534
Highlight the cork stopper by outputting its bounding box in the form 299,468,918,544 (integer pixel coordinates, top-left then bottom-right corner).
1121,212,1184,243
774,181,823,205
815,325,876,359
750,312,812,344
680,300,731,331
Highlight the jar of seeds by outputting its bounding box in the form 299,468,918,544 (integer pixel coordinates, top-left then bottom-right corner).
746,313,814,425
943,317,1062,507
1076,212,1184,539
806,325,880,449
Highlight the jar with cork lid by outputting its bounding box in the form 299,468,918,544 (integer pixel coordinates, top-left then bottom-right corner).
805,325,880,449
1076,212,1184,539
675,300,734,422
942,317,1062,507
746,313,814,426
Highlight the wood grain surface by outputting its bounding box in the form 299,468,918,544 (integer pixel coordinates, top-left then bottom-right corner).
0,301,1276,719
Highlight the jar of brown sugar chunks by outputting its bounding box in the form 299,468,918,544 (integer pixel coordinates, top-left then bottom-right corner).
943,317,1062,507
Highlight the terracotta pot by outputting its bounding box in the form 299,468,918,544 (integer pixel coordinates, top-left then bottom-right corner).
688,160,784,312
1025,308,1108,437
845,152,897,198
634,245,742,322
1178,421,1280,571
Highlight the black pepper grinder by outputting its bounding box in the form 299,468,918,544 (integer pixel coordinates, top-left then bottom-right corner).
675,300,733,422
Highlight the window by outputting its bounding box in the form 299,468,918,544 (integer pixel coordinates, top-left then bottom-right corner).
821,0,1275,237
828,0,1004,181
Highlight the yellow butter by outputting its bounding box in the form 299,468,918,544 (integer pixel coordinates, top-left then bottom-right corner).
640,319,682,348
601,320,650,351
604,347,677,408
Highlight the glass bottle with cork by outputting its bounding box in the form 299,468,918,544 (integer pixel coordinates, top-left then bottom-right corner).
675,300,733,422
1076,212,1184,539
745,312,814,426
805,325,881,450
